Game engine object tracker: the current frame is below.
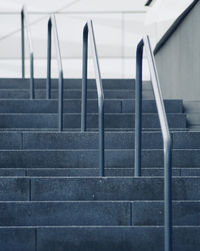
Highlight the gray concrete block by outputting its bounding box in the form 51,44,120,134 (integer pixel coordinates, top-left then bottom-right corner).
0,228,35,251
36,90,138,99
0,113,186,129
37,226,163,251
0,149,200,169
0,89,154,99
132,201,200,226
0,168,25,176
122,99,183,113
0,90,29,99
173,150,200,167
181,168,200,176
30,177,200,201
0,149,159,168
0,99,122,114
22,132,163,150
0,178,29,201
0,78,138,90
0,202,130,226
31,177,164,201
173,132,200,149
24,168,181,177
36,226,200,251
0,132,21,149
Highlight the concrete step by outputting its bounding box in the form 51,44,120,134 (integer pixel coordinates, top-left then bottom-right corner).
21,131,200,150
0,201,199,227
0,89,154,99
0,99,183,113
14,167,200,177
0,168,182,177
0,201,131,226
0,131,164,150
0,78,151,90
1,131,200,150
0,226,199,251
0,149,199,168
132,201,200,226
0,113,186,129
1,167,200,177
1,177,200,201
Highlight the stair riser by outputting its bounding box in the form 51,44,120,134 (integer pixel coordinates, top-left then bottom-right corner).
0,79,151,90
1,168,200,177
0,201,199,227
0,100,183,113
0,168,182,177
0,114,186,129
0,227,199,251
0,202,130,226
132,201,200,226
0,150,199,168
1,177,199,201
1,132,200,150
0,89,154,99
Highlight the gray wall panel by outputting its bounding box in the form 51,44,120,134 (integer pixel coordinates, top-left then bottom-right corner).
155,1,200,101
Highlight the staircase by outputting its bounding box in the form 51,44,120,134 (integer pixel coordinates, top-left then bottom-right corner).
0,77,199,251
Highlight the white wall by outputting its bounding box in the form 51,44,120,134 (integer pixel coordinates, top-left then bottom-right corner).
0,0,150,78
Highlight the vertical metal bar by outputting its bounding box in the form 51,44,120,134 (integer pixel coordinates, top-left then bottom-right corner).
21,10,25,78
81,24,88,132
88,20,105,177
143,35,172,251
99,100,104,176
47,19,52,99
58,70,64,131
164,139,172,251
135,39,144,177
121,12,125,79
30,52,34,99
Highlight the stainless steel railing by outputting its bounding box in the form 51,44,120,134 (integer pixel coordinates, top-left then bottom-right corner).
135,35,172,251
81,20,105,176
21,5,35,99
46,14,64,132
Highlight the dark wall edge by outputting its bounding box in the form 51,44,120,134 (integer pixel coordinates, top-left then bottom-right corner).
154,0,199,54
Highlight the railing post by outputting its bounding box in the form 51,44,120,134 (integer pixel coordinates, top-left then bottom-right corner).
30,52,34,99
135,39,144,177
99,99,104,176
47,19,52,99
58,70,64,132
81,24,88,132
21,10,25,78
164,138,172,251
143,35,173,251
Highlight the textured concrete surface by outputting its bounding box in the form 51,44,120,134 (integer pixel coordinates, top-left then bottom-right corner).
0,77,199,251
132,201,200,226
30,177,200,201
0,99,183,113
0,149,200,168
0,228,35,251
0,178,29,201
0,113,186,129
0,202,131,226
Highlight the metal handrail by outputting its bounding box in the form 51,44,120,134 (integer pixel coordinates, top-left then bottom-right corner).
81,20,104,176
21,5,35,99
46,14,64,131
135,35,172,251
